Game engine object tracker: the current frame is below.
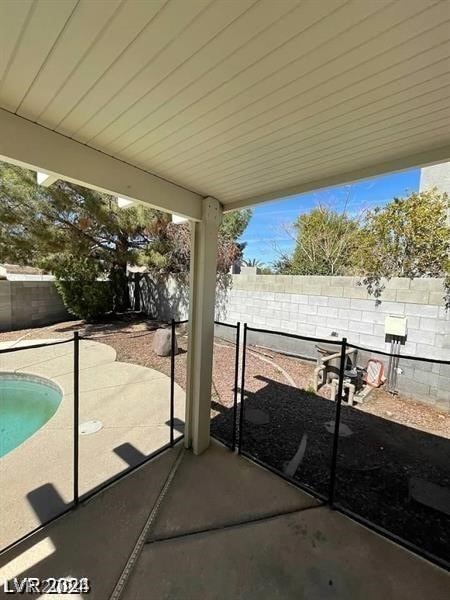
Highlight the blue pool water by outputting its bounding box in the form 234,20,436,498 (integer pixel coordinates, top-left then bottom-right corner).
0,373,62,458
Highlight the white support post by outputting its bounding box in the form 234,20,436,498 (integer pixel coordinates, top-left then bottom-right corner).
185,197,222,455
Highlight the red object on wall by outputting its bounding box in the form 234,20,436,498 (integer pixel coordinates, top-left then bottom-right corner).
364,358,384,387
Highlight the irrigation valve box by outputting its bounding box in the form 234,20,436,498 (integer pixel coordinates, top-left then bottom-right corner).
384,315,407,337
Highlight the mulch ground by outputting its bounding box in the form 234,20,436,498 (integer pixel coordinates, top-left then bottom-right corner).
1,314,449,563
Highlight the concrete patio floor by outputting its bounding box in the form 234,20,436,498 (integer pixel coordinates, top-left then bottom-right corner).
0,441,448,599
0,339,184,550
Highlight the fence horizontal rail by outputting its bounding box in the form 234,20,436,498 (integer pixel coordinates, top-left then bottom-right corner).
246,325,344,346
347,342,450,364
78,331,154,341
245,324,449,365
214,320,239,329
0,337,73,354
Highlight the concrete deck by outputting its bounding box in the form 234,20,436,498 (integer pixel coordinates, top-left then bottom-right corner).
0,441,447,599
0,339,184,549
0,445,181,599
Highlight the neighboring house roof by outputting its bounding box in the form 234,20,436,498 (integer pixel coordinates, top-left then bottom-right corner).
0,264,54,281
0,263,44,275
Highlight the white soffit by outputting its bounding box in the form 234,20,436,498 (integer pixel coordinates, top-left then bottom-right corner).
0,0,449,212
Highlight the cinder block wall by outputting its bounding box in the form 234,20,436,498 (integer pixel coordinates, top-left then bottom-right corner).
0,281,69,331
133,274,190,322
142,273,449,410
226,274,448,357
225,274,449,410
0,281,12,330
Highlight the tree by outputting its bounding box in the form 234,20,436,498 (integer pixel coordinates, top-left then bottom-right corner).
272,255,294,274
0,161,169,314
0,161,252,318
220,209,252,241
357,188,450,307
136,207,252,274
242,257,272,273
259,266,273,275
52,257,114,321
220,208,252,267
275,205,361,275
242,258,264,268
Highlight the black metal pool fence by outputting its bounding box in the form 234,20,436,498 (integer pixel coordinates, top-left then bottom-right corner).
1,320,449,570
224,323,450,571
0,323,185,554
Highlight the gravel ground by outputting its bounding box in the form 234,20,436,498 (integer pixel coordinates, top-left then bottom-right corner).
1,316,448,438
232,376,450,563
2,316,449,563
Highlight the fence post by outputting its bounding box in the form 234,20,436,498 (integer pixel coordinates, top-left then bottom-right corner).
170,319,175,447
328,337,347,507
231,322,241,451
238,323,248,454
73,331,80,506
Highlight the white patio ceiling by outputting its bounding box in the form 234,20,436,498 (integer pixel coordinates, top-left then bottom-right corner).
0,0,449,215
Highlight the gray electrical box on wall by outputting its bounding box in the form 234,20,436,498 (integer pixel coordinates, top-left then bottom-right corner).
384,315,408,337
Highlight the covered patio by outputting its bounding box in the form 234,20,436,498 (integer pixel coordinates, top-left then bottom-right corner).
0,0,449,595
1,441,448,599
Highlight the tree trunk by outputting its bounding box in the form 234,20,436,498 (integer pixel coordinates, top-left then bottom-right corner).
110,262,130,312
111,233,131,312
133,272,141,311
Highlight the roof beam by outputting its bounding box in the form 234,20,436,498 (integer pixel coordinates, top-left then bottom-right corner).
0,109,203,221
224,144,450,212
117,197,135,208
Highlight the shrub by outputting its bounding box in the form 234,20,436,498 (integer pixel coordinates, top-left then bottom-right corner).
52,256,114,321
56,279,113,321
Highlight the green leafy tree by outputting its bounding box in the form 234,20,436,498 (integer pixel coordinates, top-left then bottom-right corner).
273,255,294,275
0,161,251,318
0,161,169,315
53,257,114,321
357,188,450,307
275,205,360,275
220,208,252,241
259,266,273,275
219,208,252,266
242,257,272,273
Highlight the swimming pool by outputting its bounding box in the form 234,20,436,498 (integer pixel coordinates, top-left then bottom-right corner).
0,372,62,458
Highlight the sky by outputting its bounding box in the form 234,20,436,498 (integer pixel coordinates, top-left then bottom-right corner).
240,168,421,265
